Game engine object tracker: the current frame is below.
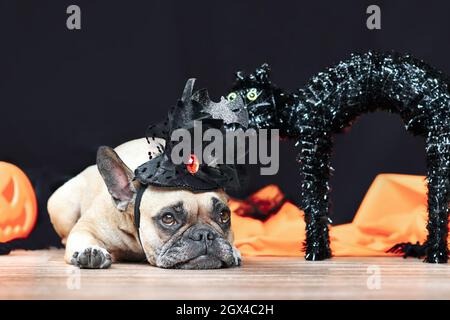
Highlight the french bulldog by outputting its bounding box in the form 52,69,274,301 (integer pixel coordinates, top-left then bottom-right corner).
47,138,241,269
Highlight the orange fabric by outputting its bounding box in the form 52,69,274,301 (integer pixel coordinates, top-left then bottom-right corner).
230,174,434,257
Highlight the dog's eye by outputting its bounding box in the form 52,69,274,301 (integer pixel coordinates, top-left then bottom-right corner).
219,209,230,224
161,213,176,225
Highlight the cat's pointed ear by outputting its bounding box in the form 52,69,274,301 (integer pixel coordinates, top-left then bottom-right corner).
96,146,139,211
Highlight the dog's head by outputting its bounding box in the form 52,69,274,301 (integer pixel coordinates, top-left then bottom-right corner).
96,146,240,269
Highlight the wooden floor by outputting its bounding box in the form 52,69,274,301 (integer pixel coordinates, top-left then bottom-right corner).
1,249,450,299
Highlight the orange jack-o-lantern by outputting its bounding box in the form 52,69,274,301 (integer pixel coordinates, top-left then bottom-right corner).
0,162,37,242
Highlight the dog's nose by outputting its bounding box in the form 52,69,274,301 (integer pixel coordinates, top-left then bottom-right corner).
189,227,216,241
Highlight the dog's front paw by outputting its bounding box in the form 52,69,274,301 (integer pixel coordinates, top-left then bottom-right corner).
71,246,112,269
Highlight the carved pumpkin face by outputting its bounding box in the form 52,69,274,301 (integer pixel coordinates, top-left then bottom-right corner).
0,162,37,242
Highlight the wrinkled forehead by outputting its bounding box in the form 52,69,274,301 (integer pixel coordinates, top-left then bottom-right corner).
140,186,227,216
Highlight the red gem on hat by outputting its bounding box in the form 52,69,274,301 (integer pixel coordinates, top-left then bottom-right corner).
186,154,200,174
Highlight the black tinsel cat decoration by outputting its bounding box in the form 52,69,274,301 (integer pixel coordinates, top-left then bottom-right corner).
229,51,450,263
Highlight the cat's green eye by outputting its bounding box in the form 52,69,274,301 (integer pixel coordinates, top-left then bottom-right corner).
246,88,259,101
227,92,238,101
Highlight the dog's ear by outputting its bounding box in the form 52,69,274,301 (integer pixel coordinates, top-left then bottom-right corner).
96,146,138,211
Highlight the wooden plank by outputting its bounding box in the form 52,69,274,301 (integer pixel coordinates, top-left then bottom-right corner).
0,249,449,299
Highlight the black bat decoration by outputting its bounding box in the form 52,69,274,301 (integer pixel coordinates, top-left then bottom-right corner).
229,51,450,263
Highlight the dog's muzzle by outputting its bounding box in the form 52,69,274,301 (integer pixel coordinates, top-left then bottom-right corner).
156,224,238,269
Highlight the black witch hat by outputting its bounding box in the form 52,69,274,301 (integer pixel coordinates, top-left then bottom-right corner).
134,79,248,192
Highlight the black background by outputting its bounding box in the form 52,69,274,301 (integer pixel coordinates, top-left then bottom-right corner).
1,0,449,247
